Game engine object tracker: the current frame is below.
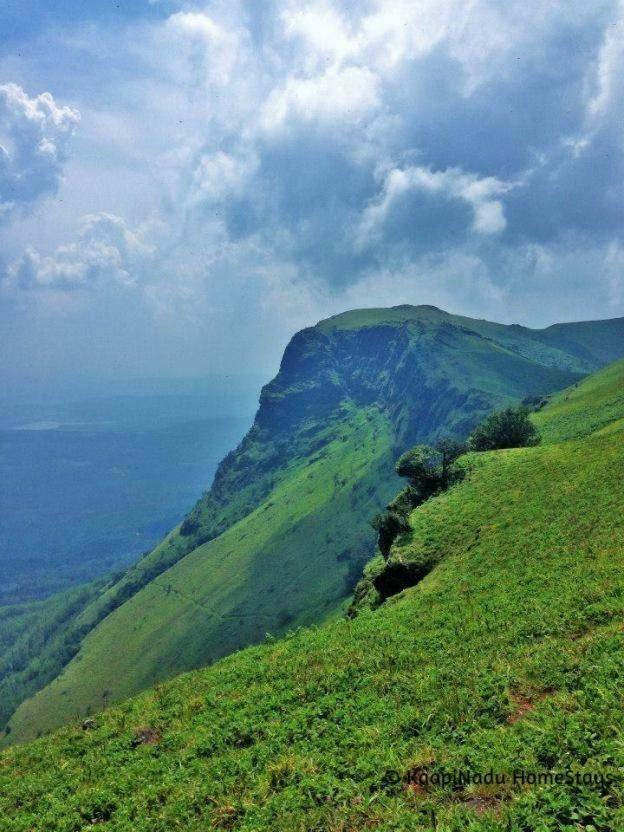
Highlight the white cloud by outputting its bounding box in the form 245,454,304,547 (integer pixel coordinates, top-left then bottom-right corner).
191,150,257,203
5,213,150,291
261,65,381,134
566,3,624,154
281,2,357,68
357,164,511,245
0,83,80,219
163,11,244,89
586,4,624,125
279,0,592,92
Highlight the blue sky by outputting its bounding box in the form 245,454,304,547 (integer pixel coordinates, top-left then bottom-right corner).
1,1,623,381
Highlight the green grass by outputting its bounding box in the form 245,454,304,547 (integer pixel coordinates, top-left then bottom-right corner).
0,583,103,730
317,305,624,373
532,358,624,443
2,360,624,830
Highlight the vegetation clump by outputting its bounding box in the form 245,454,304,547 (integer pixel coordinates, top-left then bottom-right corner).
372,439,466,558
371,510,410,558
369,410,541,601
468,405,540,451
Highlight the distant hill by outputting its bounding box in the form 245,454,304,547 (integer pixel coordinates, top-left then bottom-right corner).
2,356,624,830
4,306,624,743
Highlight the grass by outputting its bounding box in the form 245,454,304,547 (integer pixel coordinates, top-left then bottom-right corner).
1,306,611,744
1,360,623,830
532,358,624,443
0,583,103,730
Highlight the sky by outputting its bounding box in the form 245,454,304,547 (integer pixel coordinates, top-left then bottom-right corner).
1,0,623,382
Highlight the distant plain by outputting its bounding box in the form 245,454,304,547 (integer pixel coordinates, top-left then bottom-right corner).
0,377,261,605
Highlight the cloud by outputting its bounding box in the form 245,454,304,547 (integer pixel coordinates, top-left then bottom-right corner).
2,1,624,380
357,165,511,250
260,66,382,134
586,2,624,126
5,213,150,291
0,83,80,220
191,151,257,203
164,11,240,87
99,2,624,320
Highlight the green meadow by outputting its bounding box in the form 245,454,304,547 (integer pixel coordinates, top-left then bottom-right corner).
2,358,623,831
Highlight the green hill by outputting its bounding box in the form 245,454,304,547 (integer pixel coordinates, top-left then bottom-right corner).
2,359,624,830
4,307,624,745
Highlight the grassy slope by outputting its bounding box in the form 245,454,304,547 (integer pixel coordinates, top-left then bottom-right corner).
317,306,624,372
532,358,624,443
2,361,624,830
6,407,398,743
4,309,587,744
0,583,104,729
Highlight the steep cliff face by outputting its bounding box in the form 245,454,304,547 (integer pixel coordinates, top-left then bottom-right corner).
178,307,581,554
6,306,622,743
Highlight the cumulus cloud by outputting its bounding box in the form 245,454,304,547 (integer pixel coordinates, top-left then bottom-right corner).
5,213,150,291
164,11,241,87
358,165,511,248
191,151,257,203
260,66,382,134
0,83,80,220
120,1,624,330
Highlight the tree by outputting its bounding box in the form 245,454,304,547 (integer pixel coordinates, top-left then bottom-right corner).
371,511,410,558
468,406,540,452
395,439,467,498
436,438,468,488
395,445,443,502
371,440,467,559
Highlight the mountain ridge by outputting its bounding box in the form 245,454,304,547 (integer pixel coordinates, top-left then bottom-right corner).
4,306,624,744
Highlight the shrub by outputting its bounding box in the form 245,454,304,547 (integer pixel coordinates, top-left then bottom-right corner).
371,439,467,558
371,511,410,558
180,515,201,537
395,439,466,499
469,406,540,452
395,445,444,502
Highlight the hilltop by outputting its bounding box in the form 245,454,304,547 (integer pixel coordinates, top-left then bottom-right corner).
3,307,624,744
2,357,624,830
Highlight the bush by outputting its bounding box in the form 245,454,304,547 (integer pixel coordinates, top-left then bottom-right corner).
180,515,201,537
371,511,410,558
395,439,466,499
371,439,467,558
468,406,540,452
395,445,444,502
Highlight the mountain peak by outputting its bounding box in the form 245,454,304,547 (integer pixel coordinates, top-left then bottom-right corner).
315,304,451,333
